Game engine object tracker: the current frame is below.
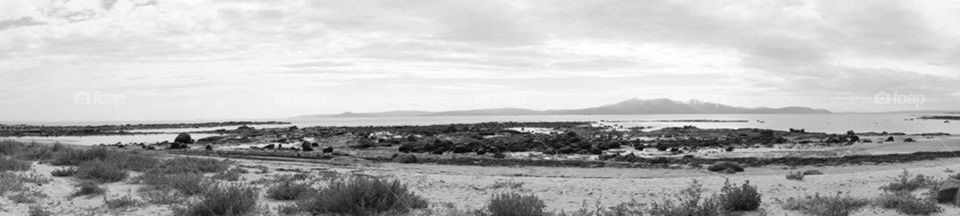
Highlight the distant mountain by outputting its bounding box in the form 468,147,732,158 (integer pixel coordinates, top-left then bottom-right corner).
292,98,830,119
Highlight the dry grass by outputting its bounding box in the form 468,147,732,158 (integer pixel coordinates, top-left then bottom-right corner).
487,193,547,216
175,184,260,216
782,193,870,216
0,157,32,172
297,176,428,215
71,181,106,197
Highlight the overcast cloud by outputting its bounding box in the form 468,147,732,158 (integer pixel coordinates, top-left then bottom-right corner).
1,0,958,121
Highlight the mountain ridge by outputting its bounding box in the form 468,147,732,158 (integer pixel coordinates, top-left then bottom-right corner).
292,98,831,119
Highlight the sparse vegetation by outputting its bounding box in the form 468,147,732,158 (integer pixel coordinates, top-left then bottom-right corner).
9,190,47,203
28,205,54,216
105,195,145,209
76,160,128,182
137,172,211,196
874,192,942,215
0,157,32,172
782,194,870,216
0,172,26,195
212,168,245,181
297,176,428,215
266,178,315,200
881,170,934,192
648,180,720,216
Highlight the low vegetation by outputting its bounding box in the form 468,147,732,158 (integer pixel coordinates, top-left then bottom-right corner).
874,192,942,215
105,195,146,209
76,160,128,182
50,167,77,177
717,180,762,211
0,157,32,172
782,194,870,216
266,178,315,200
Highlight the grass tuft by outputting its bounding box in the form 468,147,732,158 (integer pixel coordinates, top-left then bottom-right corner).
72,181,106,197
0,157,32,172
782,193,870,216
76,160,128,182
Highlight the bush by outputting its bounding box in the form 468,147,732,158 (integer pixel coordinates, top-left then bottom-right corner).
72,181,106,197
874,192,942,215
107,151,161,172
76,160,128,182
0,157,32,172
51,167,77,177
105,195,145,209
782,194,869,216
176,184,259,216
266,179,315,200
137,172,211,196
0,140,28,156
786,171,804,181
648,180,720,216
487,192,547,216
717,180,761,211
298,176,428,215
881,170,934,192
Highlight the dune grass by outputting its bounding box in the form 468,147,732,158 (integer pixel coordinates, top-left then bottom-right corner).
176,184,260,216
296,176,428,215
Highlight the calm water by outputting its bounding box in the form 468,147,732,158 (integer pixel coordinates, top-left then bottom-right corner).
2,114,956,146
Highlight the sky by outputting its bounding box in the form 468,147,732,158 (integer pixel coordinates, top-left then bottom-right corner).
1,0,959,122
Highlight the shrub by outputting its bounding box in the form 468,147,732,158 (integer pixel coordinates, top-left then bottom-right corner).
266,179,315,200
717,180,761,211
137,172,211,196
76,160,128,182
786,171,804,181
874,192,941,215
0,140,28,156
881,170,934,192
298,176,428,215
105,195,145,209
782,194,869,216
176,184,259,216
0,157,32,172
72,181,106,197
648,180,720,216
487,193,547,216
51,167,77,177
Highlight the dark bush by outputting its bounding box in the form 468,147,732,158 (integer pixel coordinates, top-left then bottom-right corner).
487,192,546,216
301,142,314,152
298,176,427,215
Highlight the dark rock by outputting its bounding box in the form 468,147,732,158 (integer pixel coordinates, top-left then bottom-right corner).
707,161,744,173
885,136,895,142
802,170,823,175
321,146,334,153
393,154,418,163
205,145,213,151
301,142,314,152
937,181,960,203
